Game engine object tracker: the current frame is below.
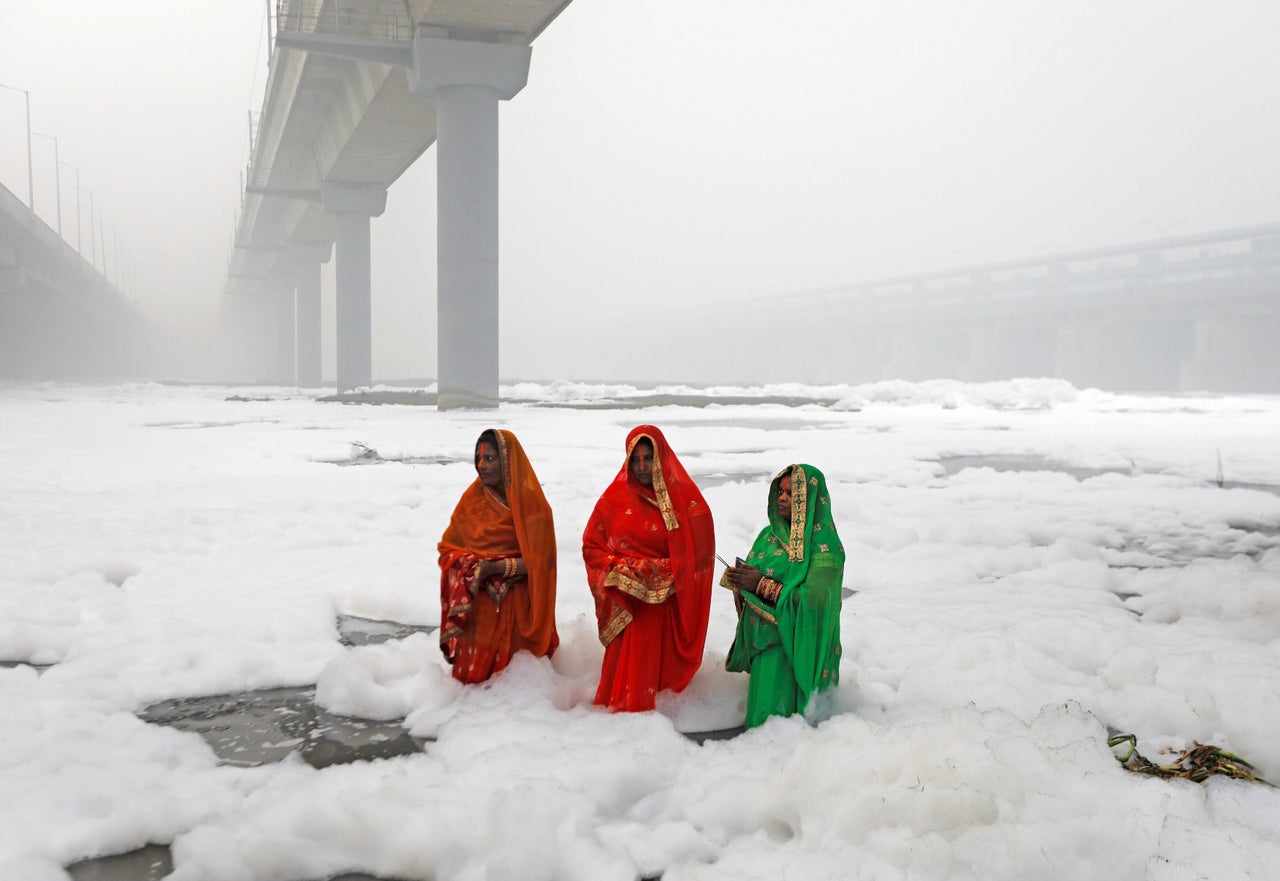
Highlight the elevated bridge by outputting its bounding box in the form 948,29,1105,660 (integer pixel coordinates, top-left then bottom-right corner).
0,181,145,378
726,222,1280,392
228,0,572,406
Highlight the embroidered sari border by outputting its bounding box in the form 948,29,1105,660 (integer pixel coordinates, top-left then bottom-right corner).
605,567,675,604
628,432,679,531
599,606,633,646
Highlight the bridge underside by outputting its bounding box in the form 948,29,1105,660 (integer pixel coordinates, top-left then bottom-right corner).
228,0,572,404
0,184,148,379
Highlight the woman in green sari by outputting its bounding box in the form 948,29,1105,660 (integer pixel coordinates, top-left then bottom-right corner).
724,464,845,728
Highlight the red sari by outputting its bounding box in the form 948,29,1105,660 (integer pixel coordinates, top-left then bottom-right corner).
582,425,715,711
439,430,558,683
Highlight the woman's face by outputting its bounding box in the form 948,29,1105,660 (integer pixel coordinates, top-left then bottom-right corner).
629,439,655,487
774,473,792,524
475,440,503,489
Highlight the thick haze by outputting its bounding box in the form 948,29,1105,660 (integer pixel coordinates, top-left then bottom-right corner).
2,1,1278,382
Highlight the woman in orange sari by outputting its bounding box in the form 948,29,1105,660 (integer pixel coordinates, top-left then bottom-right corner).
582,425,715,711
438,429,558,683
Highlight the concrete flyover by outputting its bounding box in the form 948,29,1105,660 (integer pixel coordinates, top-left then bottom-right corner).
227,0,572,406
706,222,1280,393
0,181,145,378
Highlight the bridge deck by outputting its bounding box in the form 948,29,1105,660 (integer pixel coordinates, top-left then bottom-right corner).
228,0,571,295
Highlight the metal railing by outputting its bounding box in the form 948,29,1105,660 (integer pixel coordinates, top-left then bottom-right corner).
767,224,1280,319
276,0,412,42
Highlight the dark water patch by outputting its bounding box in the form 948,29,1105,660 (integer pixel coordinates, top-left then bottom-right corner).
936,454,1127,481
1224,522,1280,539
1112,524,1280,568
841,587,855,599
1222,481,1280,497
527,393,844,410
145,419,280,429
683,726,745,745
67,845,410,881
0,659,52,672
140,687,425,768
318,443,452,468
67,844,172,880
693,470,775,489
324,454,451,468
318,390,437,406
666,417,849,432
338,614,438,647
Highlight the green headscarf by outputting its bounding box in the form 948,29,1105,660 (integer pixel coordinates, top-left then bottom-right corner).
726,464,844,726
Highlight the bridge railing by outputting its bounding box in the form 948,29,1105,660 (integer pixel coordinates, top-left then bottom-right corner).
768,224,1280,319
276,0,412,42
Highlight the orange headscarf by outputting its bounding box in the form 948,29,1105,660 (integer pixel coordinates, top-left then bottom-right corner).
438,429,558,674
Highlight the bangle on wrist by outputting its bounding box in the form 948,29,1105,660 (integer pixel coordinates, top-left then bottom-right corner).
757,577,783,603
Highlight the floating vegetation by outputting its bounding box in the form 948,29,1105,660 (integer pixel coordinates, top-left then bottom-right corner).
1108,733,1271,785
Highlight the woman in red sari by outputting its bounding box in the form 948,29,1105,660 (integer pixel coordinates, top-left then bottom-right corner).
438,429,558,683
582,425,715,711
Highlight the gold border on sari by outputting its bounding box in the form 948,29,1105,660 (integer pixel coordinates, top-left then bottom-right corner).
605,566,675,604
599,605,634,646
628,433,679,531
483,486,510,511
491,428,512,488
788,464,807,562
743,596,778,626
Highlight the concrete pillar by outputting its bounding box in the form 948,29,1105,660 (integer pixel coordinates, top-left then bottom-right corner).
410,35,531,410
958,324,1058,382
884,325,968,381
274,286,296,385
322,186,386,393
287,243,332,388
1181,314,1280,392
295,261,323,387
1056,318,1192,392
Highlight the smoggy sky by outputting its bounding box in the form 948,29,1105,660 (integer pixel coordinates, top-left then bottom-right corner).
2,1,1278,382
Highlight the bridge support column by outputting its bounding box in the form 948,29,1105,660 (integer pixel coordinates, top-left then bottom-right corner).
287,243,332,388
272,282,296,386
295,262,323,387
1056,319,1192,391
884,325,967,381
322,186,386,393
410,35,532,410
958,324,1058,382
1180,314,1280,392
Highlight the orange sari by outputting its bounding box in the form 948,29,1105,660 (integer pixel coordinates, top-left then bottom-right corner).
582,425,715,710
438,430,558,683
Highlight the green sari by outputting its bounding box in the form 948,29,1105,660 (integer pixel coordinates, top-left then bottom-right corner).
725,464,844,728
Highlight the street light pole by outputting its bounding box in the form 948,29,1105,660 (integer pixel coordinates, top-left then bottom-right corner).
0,82,34,211
86,188,96,270
62,160,81,254
98,208,107,279
32,132,62,238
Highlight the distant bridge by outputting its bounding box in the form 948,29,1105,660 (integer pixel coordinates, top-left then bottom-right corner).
724,222,1280,392
0,181,145,378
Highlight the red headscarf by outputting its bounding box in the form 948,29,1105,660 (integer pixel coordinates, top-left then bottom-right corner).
582,425,715,699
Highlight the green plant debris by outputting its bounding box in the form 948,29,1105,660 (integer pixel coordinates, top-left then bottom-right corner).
1108,734,1271,785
